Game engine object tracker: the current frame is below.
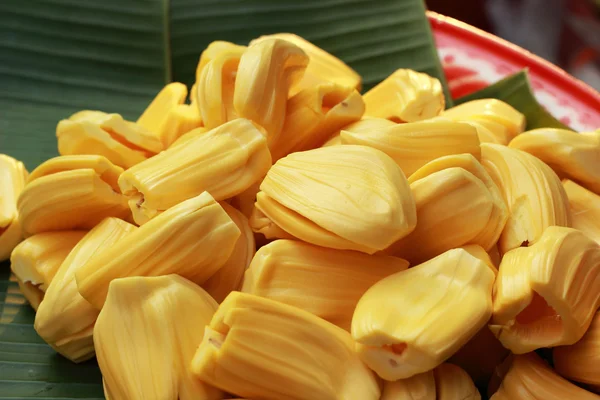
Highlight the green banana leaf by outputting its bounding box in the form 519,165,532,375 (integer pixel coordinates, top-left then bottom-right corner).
0,0,448,397
455,70,570,131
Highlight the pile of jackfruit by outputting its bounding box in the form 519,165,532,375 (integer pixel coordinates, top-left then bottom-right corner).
2,34,600,400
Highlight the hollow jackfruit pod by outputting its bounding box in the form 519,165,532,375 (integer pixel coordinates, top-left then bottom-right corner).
490,226,600,353
321,117,396,148
490,353,599,400
234,38,309,145
480,143,571,254
563,179,600,244
352,247,495,380
250,33,361,95
191,292,381,400
340,119,481,177
380,370,436,400
269,82,365,161
0,155,28,261
95,275,223,400
363,69,445,123
250,145,417,254
34,218,136,362
56,110,163,169
242,239,409,331
10,231,86,311
509,128,600,195
202,203,255,303
75,192,240,310
118,118,271,225
194,41,247,85
17,155,131,237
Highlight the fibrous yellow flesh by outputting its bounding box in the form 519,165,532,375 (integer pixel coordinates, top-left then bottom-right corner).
0,154,28,261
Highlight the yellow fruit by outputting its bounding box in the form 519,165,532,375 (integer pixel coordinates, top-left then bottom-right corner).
462,119,506,145
490,353,599,400
250,33,361,96
75,192,240,310
322,134,343,147
553,312,600,392
234,38,309,145
269,82,364,161
202,203,255,303
340,119,481,177
191,292,381,400
250,145,417,254
434,363,481,400
169,127,209,148
480,143,571,254
10,231,86,311
352,248,495,380
0,154,28,261
56,110,163,168
118,118,271,225
490,226,600,353
321,117,396,148
242,239,409,331
442,99,525,142
195,41,247,84
363,69,445,122
18,155,131,236
509,128,600,194
563,179,600,244
380,370,436,400
34,218,136,362
95,275,223,400
228,179,262,219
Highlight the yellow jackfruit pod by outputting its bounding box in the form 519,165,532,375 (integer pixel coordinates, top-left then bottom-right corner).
95,275,223,400
481,143,571,254
56,110,163,169
563,179,600,244
363,69,444,122
352,248,495,380
490,353,599,400
34,218,136,362
202,203,255,303
443,99,526,142
0,155,28,261
195,41,247,84
229,179,262,219
234,38,309,145
462,119,507,145
553,312,600,392
18,155,131,236
321,117,397,148
118,118,271,225
269,82,365,161
251,33,361,95
380,370,436,400
76,192,240,310
251,145,417,254
435,363,481,400
196,45,246,129
160,104,203,148
322,134,343,147
242,239,409,331
10,231,86,310
191,292,381,400
168,126,209,148
490,226,600,354
509,128,600,194
340,120,481,177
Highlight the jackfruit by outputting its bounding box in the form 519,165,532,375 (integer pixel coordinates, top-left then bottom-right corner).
480,143,571,254
563,179,600,244
269,82,364,161
363,69,444,123
490,353,599,400
195,41,247,84
118,118,271,225
462,119,506,145
242,239,409,331
380,370,436,400
490,226,600,353
321,117,396,148
95,275,223,400
56,110,163,168
169,127,209,148
434,363,481,400
340,119,481,177
202,203,255,303
75,192,240,310
352,248,495,380
191,292,381,400
17,155,131,236
229,179,262,219
250,33,361,96
10,231,86,310
0,154,28,261
234,38,309,145
250,145,417,254
35,218,136,362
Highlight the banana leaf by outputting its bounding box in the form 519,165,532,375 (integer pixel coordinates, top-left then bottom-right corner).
0,0,448,397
